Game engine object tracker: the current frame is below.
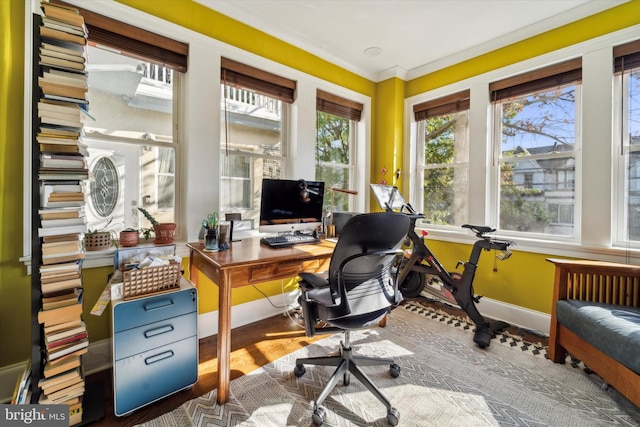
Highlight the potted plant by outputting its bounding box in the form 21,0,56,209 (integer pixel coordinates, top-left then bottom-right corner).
138,207,176,244
84,218,117,251
119,228,140,247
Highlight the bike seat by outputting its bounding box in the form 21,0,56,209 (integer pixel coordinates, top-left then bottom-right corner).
462,224,495,236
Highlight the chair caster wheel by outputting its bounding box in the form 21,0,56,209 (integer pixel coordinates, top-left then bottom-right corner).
387,407,400,425
312,406,326,426
389,363,401,378
294,364,306,377
473,325,492,348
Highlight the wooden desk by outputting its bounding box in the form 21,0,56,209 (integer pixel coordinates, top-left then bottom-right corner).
187,238,334,404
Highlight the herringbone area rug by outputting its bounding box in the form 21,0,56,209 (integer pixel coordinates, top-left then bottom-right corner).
139,302,639,426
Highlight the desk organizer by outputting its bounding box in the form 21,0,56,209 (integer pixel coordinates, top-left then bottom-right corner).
122,263,181,300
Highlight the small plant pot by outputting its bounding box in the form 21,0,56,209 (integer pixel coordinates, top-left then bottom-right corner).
119,230,139,247
84,232,113,251
153,223,176,244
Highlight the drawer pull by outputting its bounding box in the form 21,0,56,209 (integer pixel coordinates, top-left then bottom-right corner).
143,299,174,311
144,324,174,338
145,350,174,365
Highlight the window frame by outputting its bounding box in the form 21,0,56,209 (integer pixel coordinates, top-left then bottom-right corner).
613,39,640,248
405,29,639,260
315,89,362,212
490,80,582,241
412,89,471,228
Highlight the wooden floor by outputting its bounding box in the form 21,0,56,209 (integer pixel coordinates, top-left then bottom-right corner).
84,298,548,426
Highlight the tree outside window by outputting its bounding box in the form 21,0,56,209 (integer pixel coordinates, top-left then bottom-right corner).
316,111,353,212
496,84,578,236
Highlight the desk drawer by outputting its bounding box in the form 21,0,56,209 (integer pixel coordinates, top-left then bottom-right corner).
114,311,196,360
113,336,198,416
113,288,196,332
232,257,330,285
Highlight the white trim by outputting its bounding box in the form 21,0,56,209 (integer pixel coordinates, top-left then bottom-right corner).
197,290,302,338
478,297,550,337
23,0,373,251
404,24,640,262
0,294,548,403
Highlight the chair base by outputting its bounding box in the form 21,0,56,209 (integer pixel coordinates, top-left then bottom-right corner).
294,331,400,426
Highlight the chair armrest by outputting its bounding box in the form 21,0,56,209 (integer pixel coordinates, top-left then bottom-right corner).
299,272,329,289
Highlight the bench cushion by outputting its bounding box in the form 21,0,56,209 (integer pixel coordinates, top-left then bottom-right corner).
556,300,640,375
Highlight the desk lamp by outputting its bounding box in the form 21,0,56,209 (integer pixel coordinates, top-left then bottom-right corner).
326,186,358,238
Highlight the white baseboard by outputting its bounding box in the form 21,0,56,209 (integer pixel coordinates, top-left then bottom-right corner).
0,293,547,403
478,297,550,337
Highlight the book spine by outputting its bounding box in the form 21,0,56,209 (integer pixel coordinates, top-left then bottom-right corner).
32,1,90,406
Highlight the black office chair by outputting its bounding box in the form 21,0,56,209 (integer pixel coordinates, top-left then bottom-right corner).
293,212,410,426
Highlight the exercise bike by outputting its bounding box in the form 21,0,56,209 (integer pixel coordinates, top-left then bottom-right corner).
371,184,514,348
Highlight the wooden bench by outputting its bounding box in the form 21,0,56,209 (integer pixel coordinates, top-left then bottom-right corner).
547,258,640,408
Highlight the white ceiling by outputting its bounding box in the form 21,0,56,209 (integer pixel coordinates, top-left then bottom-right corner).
196,0,626,82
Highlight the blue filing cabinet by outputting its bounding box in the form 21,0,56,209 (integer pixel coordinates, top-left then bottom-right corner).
112,278,198,416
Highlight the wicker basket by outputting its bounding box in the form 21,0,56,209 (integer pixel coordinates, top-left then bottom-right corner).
122,263,181,300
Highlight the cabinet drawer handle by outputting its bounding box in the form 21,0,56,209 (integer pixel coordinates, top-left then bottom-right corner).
143,299,174,311
145,350,174,365
144,324,174,338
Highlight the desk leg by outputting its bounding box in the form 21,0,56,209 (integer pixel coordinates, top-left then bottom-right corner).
217,270,232,404
189,254,198,287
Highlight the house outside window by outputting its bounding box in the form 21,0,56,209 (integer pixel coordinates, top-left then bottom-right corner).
490,59,581,237
614,40,640,244
84,45,179,232
315,90,362,213
219,58,295,223
413,90,470,226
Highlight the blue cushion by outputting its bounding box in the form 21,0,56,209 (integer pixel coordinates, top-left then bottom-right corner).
556,300,640,375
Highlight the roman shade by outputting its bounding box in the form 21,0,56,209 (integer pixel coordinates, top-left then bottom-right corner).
614,39,640,73
221,57,296,103
51,0,188,72
490,58,582,101
316,89,364,121
413,89,470,121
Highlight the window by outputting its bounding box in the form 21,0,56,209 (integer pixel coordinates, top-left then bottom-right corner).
614,39,640,244
77,7,188,234
490,59,581,237
413,90,470,226
315,90,362,212
219,58,295,221
85,46,180,231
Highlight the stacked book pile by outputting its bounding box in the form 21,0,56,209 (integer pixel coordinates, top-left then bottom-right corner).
34,2,89,425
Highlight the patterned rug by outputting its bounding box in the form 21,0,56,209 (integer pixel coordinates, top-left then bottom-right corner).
138,302,639,427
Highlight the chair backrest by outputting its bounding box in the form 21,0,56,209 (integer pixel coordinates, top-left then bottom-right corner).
322,212,410,328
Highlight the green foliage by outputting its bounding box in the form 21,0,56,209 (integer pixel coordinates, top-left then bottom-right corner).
137,207,159,226
316,111,351,212
86,217,115,235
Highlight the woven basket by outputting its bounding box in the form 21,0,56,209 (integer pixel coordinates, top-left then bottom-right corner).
122,263,181,300
84,232,113,251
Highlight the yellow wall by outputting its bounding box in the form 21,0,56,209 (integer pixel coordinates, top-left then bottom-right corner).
1,0,31,367
372,77,406,195
1,0,640,368
406,0,640,96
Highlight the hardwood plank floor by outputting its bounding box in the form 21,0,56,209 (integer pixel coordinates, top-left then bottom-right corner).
84,298,548,426
85,309,328,426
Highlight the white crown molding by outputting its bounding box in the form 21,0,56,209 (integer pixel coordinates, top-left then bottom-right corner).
406,0,630,81
197,0,629,83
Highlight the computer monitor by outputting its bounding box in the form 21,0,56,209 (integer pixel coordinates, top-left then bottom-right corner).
259,179,325,234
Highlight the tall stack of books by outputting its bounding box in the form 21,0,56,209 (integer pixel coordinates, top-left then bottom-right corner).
35,2,89,425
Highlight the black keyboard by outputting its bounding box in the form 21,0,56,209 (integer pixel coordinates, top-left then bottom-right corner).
260,234,321,248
